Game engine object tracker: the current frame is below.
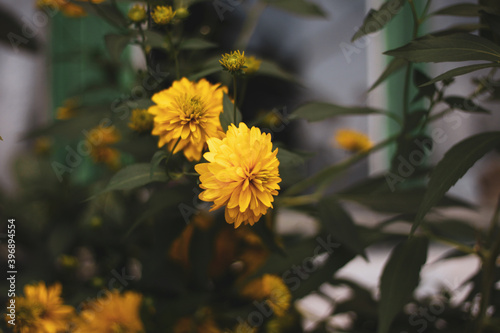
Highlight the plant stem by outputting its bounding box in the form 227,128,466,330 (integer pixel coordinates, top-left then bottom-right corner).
233,75,238,123
165,30,180,79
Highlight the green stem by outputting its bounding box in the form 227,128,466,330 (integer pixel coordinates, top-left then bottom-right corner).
233,75,238,123
165,30,180,79
239,77,248,109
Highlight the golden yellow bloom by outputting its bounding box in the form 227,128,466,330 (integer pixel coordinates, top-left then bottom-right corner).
220,50,246,73
74,290,144,333
128,108,154,132
128,4,147,22
242,274,291,317
195,123,281,228
334,129,373,152
55,98,80,120
86,124,121,169
8,282,74,333
152,5,176,24
148,78,227,161
242,56,262,74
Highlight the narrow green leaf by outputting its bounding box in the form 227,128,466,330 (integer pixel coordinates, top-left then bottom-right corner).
352,0,405,42
385,33,500,63
413,132,500,234
413,69,436,102
319,197,367,259
276,148,307,169
378,237,428,333
220,93,242,131
431,3,485,17
291,102,385,122
150,150,167,179
444,96,491,113
369,58,407,92
421,63,500,86
257,60,297,82
104,33,132,62
94,163,169,197
179,38,217,50
265,0,326,17
431,23,485,37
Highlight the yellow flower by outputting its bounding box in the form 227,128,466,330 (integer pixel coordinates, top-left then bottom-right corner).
8,281,74,333
128,4,147,22
152,5,176,25
220,50,246,73
128,109,154,133
334,129,373,152
241,274,291,317
195,123,281,228
86,124,121,169
242,56,262,74
175,7,190,19
148,77,227,161
74,290,144,333
56,98,80,120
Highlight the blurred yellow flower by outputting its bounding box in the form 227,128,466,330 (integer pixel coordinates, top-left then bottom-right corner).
220,50,246,73
34,136,52,155
195,123,281,228
148,78,226,161
242,56,262,74
175,7,190,19
74,290,144,333
128,4,147,22
56,98,80,120
86,125,121,169
152,5,176,24
334,129,373,152
128,108,154,133
9,281,74,333
58,254,79,269
37,0,87,17
242,274,291,317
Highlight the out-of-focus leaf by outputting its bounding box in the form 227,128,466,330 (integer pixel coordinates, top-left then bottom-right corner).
220,93,242,131
265,0,326,17
252,219,286,256
369,58,407,92
385,33,500,63
179,38,217,50
0,7,40,53
150,150,167,179
413,132,500,234
378,237,428,333
319,196,367,259
444,96,491,113
105,33,132,62
77,2,128,28
276,148,307,169
423,219,478,243
143,30,168,50
93,163,169,198
291,102,385,122
256,60,297,82
352,0,405,42
430,23,485,37
431,3,485,17
481,11,500,36
421,63,500,86
188,66,221,81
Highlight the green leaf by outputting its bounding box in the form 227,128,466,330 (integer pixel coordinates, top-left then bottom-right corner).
444,96,491,113
150,150,167,179
179,38,217,50
276,148,307,169
352,0,405,42
188,66,221,81
431,23,485,37
431,3,485,17
265,0,326,17
385,33,500,63
413,132,500,234
369,58,407,92
143,30,167,50
421,63,500,86
378,237,428,333
257,60,297,82
413,69,436,102
319,197,367,259
105,33,132,62
94,163,169,197
220,93,242,131
291,102,385,122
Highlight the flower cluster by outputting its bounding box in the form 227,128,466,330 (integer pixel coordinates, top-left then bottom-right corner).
152,5,176,25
